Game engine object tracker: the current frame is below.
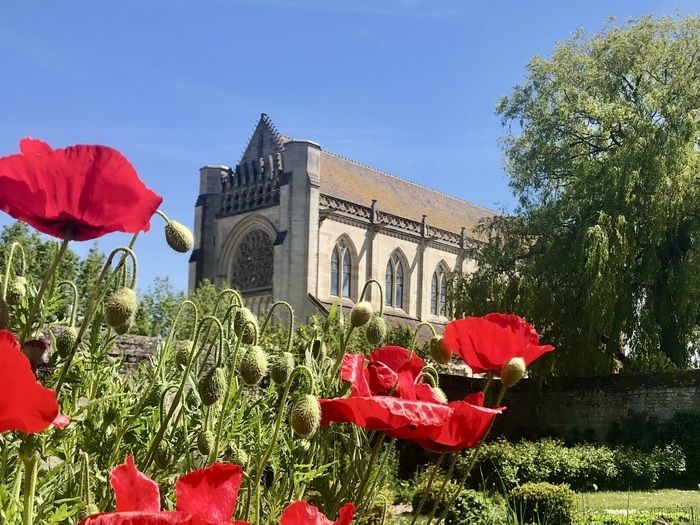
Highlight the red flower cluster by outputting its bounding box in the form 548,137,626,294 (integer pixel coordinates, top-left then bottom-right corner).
0,138,162,241
0,330,63,434
79,456,250,525
320,346,502,452
279,501,354,525
443,313,554,374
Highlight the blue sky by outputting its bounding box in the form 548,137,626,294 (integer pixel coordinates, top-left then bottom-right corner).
1,0,698,292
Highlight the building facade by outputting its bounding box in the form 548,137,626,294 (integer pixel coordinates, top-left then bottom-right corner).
189,114,494,328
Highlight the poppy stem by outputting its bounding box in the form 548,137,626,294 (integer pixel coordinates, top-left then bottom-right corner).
2,242,26,301
409,322,438,358
358,278,384,316
57,281,79,327
21,451,39,525
410,453,446,525
20,234,71,343
353,432,385,514
258,300,295,352
428,384,508,525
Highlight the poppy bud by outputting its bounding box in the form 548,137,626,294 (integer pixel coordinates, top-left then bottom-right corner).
501,357,526,388
154,441,173,470
164,220,194,253
145,383,164,407
56,326,78,358
223,444,249,466
0,299,8,329
6,276,27,305
104,287,138,328
433,387,448,403
198,366,227,406
270,351,295,384
350,301,373,328
23,339,48,369
239,345,268,385
430,336,452,364
366,315,387,345
197,430,215,456
175,340,193,368
290,394,321,437
113,316,133,335
234,307,258,345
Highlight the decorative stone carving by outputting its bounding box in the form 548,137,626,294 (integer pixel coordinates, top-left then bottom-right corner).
231,230,274,291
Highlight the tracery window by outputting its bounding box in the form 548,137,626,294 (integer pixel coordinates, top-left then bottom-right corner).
230,230,273,291
431,265,449,317
385,252,405,309
330,239,352,299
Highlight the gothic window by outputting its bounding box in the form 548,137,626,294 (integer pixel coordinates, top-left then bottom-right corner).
385,252,406,309
330,239,352,299
431,265,449,317
230,230,273,292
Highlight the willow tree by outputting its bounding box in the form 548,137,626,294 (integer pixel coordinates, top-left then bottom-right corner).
453,16,700,375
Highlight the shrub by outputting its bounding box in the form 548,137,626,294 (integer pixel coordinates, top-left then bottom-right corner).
445,489,498,525
411,467,460,515
509,482,577,525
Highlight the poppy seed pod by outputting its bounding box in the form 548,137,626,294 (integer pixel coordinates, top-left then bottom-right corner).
196,430,215,456
6,276,27,305
198,366,227,406
239,345,268,385
79,503,100,521
365,315,387,345
154,441,173,470
350,301,373,328
501,357,527,388
311,338,326,360
56,326,78,358
234,307,258,345
164,220,194,253
290,394,321,437
270,351,295,384
175,340,193,368
223,445,249,466
104,287,138,328
430,336,452,365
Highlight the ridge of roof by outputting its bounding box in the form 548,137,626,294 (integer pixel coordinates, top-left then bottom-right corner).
320,149,500,216
236,113,292,165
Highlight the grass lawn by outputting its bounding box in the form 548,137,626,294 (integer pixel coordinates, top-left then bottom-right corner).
579,489,700,511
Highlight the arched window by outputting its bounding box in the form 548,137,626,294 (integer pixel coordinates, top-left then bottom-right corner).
330,239,352,299
230,230,274,292
385,252,406,309
431,265,449,316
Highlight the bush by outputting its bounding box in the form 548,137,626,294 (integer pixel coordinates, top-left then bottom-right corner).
445,489,498,525
411,467,460,515
509,482,577,525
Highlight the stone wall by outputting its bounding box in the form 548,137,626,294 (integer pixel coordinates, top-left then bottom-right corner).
440,370,700,443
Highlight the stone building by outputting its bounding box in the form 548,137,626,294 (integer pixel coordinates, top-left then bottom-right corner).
189,114,495,328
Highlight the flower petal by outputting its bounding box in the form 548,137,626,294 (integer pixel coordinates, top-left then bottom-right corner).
175,463,243,522
280,500,355,525
0,330,59,434
340,354,371,397
111,456,160,513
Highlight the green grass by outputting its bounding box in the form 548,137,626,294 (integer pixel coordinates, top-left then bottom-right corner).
579,489,700,511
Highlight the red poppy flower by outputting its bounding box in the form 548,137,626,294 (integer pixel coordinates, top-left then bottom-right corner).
0,330,60,434
0,138,162,241
387,392,504,452
79,456,250,525
320,347,452,433
280,501,355,525
443,313,554,374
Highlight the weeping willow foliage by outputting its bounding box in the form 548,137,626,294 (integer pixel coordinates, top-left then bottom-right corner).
452,16,700,375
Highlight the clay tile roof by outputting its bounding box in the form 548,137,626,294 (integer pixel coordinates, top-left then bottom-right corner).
318,150,496,235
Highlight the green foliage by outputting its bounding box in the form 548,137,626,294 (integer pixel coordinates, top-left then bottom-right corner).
451,16,700,374
411,466,461,514
456,439,685,492
509,482,577,525
445,489,499,525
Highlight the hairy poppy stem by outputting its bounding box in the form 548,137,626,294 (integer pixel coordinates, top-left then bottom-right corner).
20,234,71,343
353,432,385,514
428,384,508,525
245,365,315,523
358,278,384,316
57,281,79,327
259,300,295,352
2,241,26,301
409,322,438,358
21,451,39,525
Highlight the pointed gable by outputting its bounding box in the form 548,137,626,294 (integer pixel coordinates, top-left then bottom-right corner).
238,113,291,166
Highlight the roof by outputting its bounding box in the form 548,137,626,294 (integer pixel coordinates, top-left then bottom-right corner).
318,151,495,234
242,114,496,234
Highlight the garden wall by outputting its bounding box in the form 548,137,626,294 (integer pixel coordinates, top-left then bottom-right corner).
440,370,700,443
